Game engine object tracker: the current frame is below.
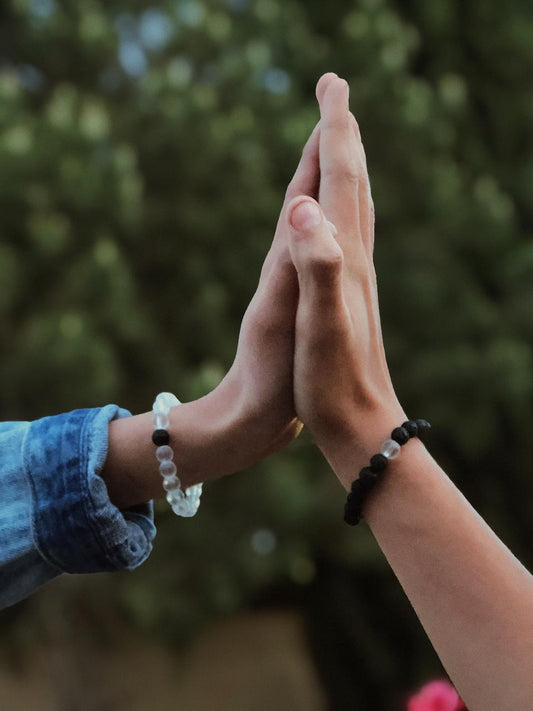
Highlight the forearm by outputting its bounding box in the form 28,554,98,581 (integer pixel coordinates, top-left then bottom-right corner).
101,382,301,510
327,424,533,710
289,73,533,709
102,389,235,509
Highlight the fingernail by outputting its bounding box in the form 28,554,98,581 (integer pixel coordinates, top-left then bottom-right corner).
290,201,322,231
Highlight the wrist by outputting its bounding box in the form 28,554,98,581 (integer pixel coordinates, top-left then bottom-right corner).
102,388,238,509
166,383,254,486
102,376,300,510
216,365,301,457
316,401,408,490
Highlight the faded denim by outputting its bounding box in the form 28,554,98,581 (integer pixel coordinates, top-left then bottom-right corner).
0,405,156,609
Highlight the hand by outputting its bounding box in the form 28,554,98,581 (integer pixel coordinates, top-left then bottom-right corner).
197,120,322,470
102,122,324,508
287,74,407,488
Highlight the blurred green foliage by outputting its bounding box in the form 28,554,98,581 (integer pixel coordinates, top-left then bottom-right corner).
1,0,532,708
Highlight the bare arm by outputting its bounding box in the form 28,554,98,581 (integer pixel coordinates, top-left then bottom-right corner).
364,438,533,711
287,73,533,710
100,121,322,509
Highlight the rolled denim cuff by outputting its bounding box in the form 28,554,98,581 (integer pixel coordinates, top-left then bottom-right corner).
23,406,156,573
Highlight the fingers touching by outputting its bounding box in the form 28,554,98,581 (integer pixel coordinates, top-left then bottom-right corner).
316,75,374,260
261,119,321,281
264,72,375,292
284,122,321,204
287,198,344,312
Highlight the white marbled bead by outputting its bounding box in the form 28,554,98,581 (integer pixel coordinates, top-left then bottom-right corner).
172,500,196,517
166,489,185,506
152,399,165,414
153,412,170,430
163,476,181,492
380,439,401,460
159,460,177,477
155,392,181,412
156,445,174,462
153,392,202,518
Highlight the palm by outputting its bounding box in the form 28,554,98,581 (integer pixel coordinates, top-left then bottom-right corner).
211,121,321,461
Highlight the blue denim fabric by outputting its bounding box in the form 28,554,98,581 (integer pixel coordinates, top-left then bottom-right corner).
0,406,156,609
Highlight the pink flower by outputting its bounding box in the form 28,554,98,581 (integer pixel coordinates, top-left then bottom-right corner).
407,680,466,711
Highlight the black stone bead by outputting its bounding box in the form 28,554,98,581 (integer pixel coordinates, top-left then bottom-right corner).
359,467,378,491
152,429,170,446
370,453,388,472
415,419,431,439
350,478,363,495
391,426,410,445
402,420,418,438
344,504,362,526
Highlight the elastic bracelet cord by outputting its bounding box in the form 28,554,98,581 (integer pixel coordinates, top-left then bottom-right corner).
344,419,431,526
152,392,203,518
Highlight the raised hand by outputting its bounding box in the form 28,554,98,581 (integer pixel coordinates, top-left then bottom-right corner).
287,74,407,488
285,75,533,711
103,119,326,508
210,119,321,464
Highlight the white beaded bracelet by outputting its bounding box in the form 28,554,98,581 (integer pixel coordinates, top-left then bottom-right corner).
152,392,203,518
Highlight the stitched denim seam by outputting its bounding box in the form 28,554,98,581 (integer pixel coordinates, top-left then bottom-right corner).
22,420,63,572
79,408,122,568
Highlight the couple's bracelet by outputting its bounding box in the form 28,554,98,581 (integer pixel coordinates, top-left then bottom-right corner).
344,419,431,526
152,392,203,518
150,391,430,526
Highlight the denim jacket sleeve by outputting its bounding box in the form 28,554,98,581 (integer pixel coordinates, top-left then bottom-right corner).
0,405,156,610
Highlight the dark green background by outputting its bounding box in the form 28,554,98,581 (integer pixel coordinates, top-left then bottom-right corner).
1,0,532,708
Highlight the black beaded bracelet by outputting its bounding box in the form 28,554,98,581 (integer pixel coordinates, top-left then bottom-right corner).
344,419,431,526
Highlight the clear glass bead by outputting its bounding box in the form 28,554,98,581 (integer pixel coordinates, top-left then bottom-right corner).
187,483,202,497
380,439,401,460
166,489,185,506
152,399,166,414
163,476,181,492
156,445,174,462
159,460,177,477
153,412,169,429
190,497,201,514
172,500,195,517
155,392,181,412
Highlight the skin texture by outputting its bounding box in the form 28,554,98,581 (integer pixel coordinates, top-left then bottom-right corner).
101,72,533,710
286,73,533,711
101,117,323,507
289,74,407,487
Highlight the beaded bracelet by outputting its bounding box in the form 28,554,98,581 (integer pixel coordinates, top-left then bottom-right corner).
344,419,431,526
152,392,203,518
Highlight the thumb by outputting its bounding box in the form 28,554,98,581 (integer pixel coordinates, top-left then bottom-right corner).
287,197,344,302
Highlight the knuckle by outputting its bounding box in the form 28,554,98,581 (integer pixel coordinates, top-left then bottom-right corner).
308,248,344,287
323,115,351,134
323,163,360,187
